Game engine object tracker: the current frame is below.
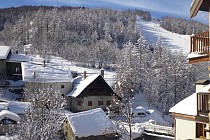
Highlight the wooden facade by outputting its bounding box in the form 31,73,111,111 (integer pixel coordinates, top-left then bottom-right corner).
78,75,114,97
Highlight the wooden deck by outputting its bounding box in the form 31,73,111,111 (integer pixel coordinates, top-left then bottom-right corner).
189,31,210,64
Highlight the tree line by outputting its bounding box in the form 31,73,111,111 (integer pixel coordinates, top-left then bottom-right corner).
0,6,152,68
160,16,208,35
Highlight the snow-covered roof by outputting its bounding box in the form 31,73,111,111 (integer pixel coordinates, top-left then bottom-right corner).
7,53,29,62
187,52,208,59
0,101,30,114
21,61,73,83
169,93,197,116
8,101,30,114
67,74,101,97
0,110,21,122
0,46,11,59
66,108,116,138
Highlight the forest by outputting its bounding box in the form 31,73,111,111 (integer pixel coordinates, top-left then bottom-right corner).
0,6,208,114
160,16,208,35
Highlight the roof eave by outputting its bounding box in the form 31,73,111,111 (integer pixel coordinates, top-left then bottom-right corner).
190,0,204,18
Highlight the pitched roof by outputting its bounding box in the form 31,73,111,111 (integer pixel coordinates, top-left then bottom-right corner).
0,110,21,122
21,61,73,83
67,74,114,97
0,101,30,114
67,74,100,97
66,108,116,138
169,93,197,116
0,46,11,60
195,79,210,85
7,53,29,62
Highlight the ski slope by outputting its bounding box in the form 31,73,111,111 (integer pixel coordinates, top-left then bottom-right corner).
137,19,190,54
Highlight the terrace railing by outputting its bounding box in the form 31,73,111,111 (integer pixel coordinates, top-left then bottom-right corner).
190,31,210,54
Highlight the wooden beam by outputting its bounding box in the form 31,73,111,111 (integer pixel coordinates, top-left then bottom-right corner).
195,115,209,123
170,112,195,121
190,0,204,18
189,56,209,64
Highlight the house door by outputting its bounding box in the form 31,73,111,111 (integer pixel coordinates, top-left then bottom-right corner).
196,123,206,138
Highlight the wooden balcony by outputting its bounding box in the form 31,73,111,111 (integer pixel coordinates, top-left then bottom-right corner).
188,31,210,64
197,93,210,118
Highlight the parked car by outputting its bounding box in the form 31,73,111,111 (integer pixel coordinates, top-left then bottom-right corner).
133,106,154,118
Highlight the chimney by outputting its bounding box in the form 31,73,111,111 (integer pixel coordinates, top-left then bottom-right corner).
195,80,210,92
43,60,46,67
100,68,104,77
16,50,18,54
83,71,87,79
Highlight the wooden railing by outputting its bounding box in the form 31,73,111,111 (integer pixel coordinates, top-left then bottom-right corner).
197,93,210,115
190,31,210,54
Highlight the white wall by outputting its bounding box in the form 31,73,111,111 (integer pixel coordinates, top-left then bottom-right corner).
27,82,72,95
175,118,196,140
71,96,112,112
196,85,206,92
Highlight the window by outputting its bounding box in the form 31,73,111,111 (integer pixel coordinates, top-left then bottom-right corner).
196,123,206,138
61,85,64,88
77,100,82,106
98,101,103,106
88,101,92,106
0,118,17,124
107,100,111,105
138,112,146,116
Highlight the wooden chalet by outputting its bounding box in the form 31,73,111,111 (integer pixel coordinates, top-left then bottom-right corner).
188,0,210,64
170,1,210,139
67,74,117,112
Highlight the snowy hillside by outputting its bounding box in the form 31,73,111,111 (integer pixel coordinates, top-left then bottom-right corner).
137,18,190,54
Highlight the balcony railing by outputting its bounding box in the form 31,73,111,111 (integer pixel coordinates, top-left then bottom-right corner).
190,31,210,54
197,93,210,116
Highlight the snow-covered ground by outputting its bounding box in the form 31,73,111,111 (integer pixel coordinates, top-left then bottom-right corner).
137,18,190,54
49,56,117,86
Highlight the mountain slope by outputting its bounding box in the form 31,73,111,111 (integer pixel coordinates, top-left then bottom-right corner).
138,18,190,54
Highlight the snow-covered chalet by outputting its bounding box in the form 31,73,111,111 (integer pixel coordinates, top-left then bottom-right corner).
66,71,117,112
63,108,118,140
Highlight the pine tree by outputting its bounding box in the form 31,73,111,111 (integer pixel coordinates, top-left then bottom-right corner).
11,82,66,140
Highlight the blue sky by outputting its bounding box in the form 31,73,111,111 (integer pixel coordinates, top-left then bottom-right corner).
0,0,208,24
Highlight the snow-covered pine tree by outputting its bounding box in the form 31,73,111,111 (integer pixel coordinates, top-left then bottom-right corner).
114,41,137,140
11,81,66,140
